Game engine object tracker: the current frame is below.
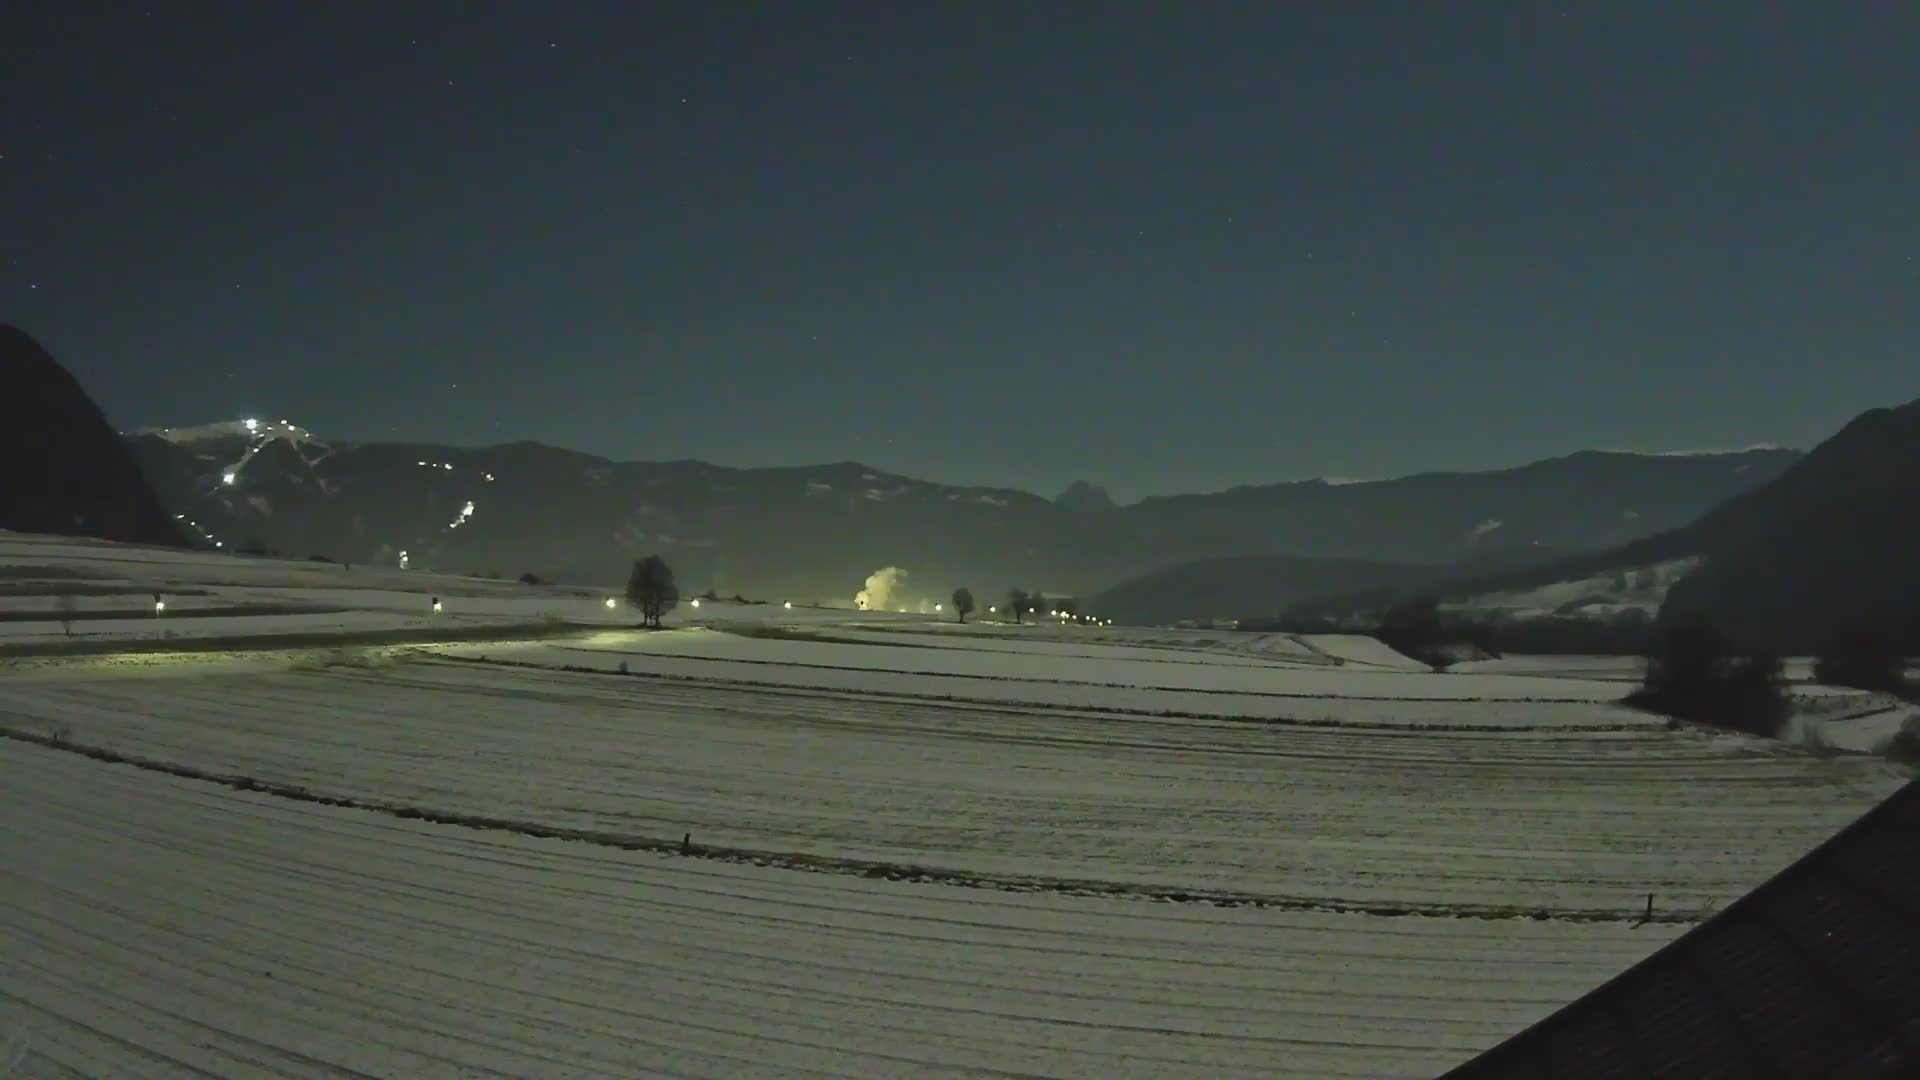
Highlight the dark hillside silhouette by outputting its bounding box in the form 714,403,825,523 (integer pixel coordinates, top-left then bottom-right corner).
0,326,185,547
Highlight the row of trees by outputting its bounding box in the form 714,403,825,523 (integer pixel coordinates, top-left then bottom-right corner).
1000,589,1075,624
618,561,992,629
1627,617,1915,737
1813,622,1913,694
1628,621,1790,736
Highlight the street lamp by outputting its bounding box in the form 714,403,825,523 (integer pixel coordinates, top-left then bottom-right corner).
691,598,701,608
783,601,793,609
605,597,617,609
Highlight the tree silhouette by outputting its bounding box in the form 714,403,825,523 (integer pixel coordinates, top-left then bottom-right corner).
1814,622,1907,692
1006,589,1028,624
626,555,679,628
951,587,975,623
1629,618,1788,736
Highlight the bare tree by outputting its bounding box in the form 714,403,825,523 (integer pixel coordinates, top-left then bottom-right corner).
626,555,679,628
1006,589,1028,624
55,591,78,637
951,587,975,624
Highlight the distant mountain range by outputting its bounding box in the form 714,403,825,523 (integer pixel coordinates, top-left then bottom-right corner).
1277,396,1920,652
0,325,1820,611
123,425,1797,607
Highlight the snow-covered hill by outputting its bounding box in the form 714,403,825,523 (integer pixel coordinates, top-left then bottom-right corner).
124,425,1801,609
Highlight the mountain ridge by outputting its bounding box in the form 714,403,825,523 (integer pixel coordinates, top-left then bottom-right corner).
122,416,1800,607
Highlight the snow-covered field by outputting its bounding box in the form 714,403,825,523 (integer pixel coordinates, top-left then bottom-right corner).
0,533,1909,1077
1,740,1686,1079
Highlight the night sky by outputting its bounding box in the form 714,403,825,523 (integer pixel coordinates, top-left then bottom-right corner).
4,3,1916,500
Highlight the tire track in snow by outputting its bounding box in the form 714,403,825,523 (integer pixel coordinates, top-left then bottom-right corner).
0,722,1706,925
3,658,1890,915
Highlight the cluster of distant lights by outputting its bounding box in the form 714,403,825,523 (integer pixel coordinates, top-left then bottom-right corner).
208,428,499,567
219,418,301,486
600,598,799,612
174,513,223,549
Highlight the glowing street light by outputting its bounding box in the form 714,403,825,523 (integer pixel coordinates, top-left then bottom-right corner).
430,596,442,614
153,600,165,615
222,472,236,485
934,603,943,612
243,418,258,433
988,605,996,613
783,601,793,609
605,597,617,609
690,598,701,608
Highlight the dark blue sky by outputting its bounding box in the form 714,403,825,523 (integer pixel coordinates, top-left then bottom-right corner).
4,3,1916,499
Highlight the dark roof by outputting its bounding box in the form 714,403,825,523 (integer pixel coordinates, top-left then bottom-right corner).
1441,779,1920,1079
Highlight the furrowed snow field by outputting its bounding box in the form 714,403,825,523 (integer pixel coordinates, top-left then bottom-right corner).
0,533,1908,1077
0,741,1687,1079
3,652,1896,914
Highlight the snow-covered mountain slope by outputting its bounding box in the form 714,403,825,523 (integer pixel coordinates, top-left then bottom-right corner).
125,424,1799,606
